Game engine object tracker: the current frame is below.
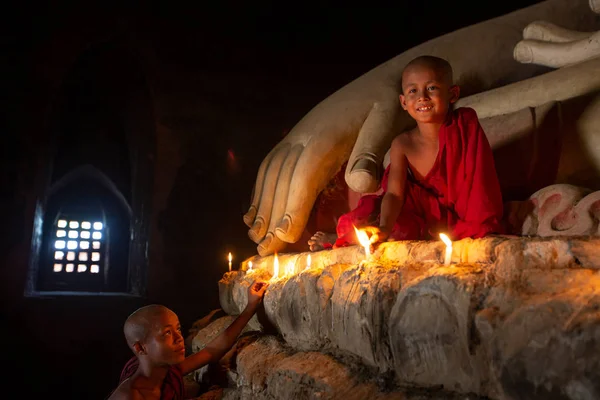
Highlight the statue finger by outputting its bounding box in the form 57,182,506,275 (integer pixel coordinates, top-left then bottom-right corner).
247,144,291,243
257,144,304,255
275,138,352,244
522,21,592,43
513,33,600,68
345,101,407,193
244,147,276,227
456,57,600,119
256,232,287,257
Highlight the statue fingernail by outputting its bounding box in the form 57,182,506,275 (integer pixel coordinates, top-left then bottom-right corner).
248,220,263,242
257,244,270,257
513,42,533,63
352,157,377,174
243,206,257,226
259,233,273,251
522,23,542,41
251,220,263,232
257,234,274,257
276,216,290,235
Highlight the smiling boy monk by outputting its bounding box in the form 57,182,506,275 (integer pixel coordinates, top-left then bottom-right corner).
107,280,268,400
309,55,504,249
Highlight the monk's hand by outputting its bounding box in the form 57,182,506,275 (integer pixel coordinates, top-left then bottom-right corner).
246,280,269,312
362,226,389,244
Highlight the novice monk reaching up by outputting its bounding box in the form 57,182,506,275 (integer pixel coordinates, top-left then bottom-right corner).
107,280,268,400
308,55,504,251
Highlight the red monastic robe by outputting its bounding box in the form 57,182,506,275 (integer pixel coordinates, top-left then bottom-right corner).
117,356,185,400
334,107,504,247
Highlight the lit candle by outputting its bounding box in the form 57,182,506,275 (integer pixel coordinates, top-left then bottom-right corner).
248,261,253,271
305,254,311,271
286,261,295,276
272,253,279,281
439,233,452,265
353,225,371,259
228,252,232,272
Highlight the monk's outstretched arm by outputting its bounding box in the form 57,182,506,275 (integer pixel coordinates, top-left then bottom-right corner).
178,281,268,375
379,136,408,236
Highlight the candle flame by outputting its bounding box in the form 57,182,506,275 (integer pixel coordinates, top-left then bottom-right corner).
439,233,452,247
286,261,295,276
272,253,279,280
228,252,232,262
248,261,253,271
306,254,311,270
353,225,371,259
439,233,453,265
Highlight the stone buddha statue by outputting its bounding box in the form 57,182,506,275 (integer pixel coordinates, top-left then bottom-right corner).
244,0,600,256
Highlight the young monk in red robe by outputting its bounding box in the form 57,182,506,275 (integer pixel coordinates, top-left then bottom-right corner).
107,280,268,400
308,55,504,250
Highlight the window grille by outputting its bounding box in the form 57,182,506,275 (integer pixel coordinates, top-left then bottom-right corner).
51,218,105,276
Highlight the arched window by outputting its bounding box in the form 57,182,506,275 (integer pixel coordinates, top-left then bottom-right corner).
24,38,155,297
37,166,131,293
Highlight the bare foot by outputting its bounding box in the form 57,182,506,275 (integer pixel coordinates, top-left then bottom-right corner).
307,231,338,251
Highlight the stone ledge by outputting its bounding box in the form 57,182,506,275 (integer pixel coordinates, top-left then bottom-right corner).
223,335,480,400
230,237,599,279
217,236,600,398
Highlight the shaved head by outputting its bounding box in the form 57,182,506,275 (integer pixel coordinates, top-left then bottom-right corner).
124,304,172,348
400,55,454,93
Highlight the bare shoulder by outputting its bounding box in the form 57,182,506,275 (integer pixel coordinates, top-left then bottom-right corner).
107,382,131,400
391,129,415,153
107,379,143,400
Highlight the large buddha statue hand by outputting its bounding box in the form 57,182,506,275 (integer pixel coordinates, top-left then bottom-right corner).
244,0,598,256
514,0,600,68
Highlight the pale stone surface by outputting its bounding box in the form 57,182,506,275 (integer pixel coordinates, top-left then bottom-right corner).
456,59,600,120
389,265,486,394
522,184,600,237
192,316,236,353
214,237,600,399
570,239,600,269
191,316,236,385
224,335,482,400
242,0,600,256
191,316,256,386
270,264,345,350
185,308,226,354
481,252,600,398
513,1,600,69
